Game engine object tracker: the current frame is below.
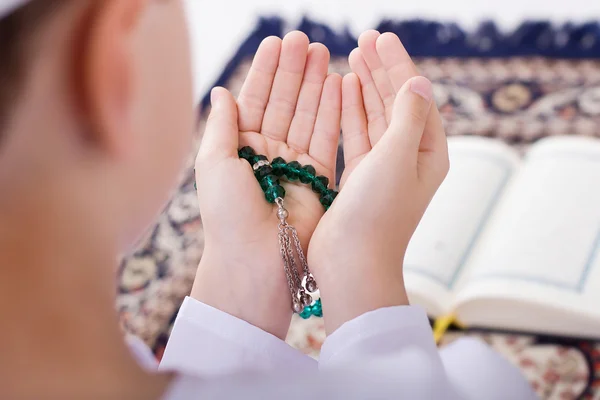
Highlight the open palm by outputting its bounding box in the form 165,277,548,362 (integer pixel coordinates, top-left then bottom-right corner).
305,31,450,333
236,31,341,240
339,30,447,186
193,31,341,339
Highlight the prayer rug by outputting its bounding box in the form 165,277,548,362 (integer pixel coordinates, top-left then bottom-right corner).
118,18,600,399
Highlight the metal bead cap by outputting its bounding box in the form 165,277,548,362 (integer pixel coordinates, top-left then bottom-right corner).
301,293,313,307
292,301,304,314
306,278,318,293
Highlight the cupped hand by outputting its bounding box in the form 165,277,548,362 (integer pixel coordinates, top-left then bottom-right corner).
308,31,450,334
192,32,341,339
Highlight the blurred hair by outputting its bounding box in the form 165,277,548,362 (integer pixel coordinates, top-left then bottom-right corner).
0,0,69,134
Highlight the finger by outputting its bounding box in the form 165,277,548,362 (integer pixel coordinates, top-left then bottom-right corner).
309,73,342,179
287,43,330,153
376,33,448,175
348,48,387,145
261,31,310,141
340,73,370,186
375,32,418,92
381,76,433,168
197,87,239,161
358,30,396,123
237,36,282,132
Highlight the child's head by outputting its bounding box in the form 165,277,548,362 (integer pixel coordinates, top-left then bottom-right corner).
0,0,194,249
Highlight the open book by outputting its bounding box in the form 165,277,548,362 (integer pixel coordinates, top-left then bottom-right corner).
404,135,600,339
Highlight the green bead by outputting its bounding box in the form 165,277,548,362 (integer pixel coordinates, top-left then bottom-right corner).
299,306,312,319
249,154,267,165
312,306,323,317
272,156,286,165
285,161,302,181
271,157,287,177
254,165,274,180
299,164,316,184
311,175,329,194
238,146,256,161
320,189,337,209
313,299,322,317
309,299,323,317
320,194,334,208
298,169,312,184
303,164,316,175
265,184,285,203
259,174,279,191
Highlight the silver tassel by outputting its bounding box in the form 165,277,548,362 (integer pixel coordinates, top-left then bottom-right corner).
276,197,317,313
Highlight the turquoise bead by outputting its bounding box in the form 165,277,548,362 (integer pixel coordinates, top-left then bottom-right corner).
238,147,338,213
249,154,267,165
320,189,336,208
259,175,279,191
285,161,302,181
272,156,286,165
312,299,323,317
271,157,287,177
311,175,329,194
299,306,312,319
299,164,316,184
254,165,274,181
297,299,323,319
238,146,256,161
265,184,285,203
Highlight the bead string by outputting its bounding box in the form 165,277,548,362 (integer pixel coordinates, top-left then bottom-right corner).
238,146,338,210
238,146,338,319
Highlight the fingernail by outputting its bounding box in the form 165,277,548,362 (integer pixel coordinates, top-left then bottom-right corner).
211,87,221,105
409,77,433,102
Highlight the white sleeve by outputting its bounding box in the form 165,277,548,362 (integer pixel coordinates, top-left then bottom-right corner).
439,337,539,400
134,302,536,400
319,306,538,400
125,334,160,370
158,296,316,376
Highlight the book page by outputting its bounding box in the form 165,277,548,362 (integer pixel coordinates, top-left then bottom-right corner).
454,136,600,338
403,136,520,316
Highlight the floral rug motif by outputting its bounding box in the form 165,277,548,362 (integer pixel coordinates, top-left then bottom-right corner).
118,18,600,399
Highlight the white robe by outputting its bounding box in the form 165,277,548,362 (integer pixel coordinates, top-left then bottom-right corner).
127,297,538,399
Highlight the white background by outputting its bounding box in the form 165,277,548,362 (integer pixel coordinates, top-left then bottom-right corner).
184,0,600,102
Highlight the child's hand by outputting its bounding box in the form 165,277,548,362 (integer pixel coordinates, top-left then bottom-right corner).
308,31,449,334
192,32,341,339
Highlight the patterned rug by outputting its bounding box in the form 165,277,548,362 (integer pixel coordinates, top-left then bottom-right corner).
118,18,600,399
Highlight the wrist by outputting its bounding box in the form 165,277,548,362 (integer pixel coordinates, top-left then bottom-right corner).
315,257,409,334
191,248,292,340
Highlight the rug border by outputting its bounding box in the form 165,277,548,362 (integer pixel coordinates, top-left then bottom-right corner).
200,17,600,108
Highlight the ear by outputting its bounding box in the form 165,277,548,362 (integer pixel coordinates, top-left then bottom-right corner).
78,0,146,157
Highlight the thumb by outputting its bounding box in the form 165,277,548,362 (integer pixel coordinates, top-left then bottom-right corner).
381,76,433,166
198,87,239,161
